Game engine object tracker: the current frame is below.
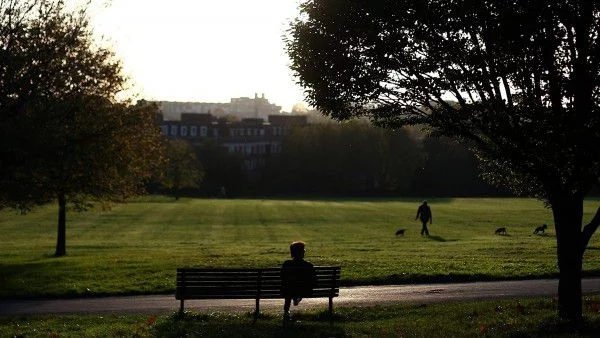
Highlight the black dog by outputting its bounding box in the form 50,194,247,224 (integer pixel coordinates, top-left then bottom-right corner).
534,224,548,234
395,229,405,236
495,227,506,235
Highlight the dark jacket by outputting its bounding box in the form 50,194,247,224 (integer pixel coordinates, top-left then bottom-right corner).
416,204,432,223
280,259,316,297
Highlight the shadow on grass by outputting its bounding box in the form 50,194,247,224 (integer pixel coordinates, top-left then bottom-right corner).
426,235,456,242
534,233,556,238
223,195,458,204
532,316,600,337
0,260,69,299
153,311,346,338
151,301,600,338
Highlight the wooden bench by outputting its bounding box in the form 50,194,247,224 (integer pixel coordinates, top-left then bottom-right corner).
176,266,341,319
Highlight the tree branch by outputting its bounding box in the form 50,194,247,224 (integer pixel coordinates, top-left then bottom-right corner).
581,206,600,253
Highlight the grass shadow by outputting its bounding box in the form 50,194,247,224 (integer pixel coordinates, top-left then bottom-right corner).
427,235,450,242
154,311,347,337
226,195,458,204
0,260,68,299
531,316,600,337
534,233,556,238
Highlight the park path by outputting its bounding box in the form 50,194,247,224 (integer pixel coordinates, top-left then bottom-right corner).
1,278,600,316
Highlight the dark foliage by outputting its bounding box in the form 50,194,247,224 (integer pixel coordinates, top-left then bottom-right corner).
287,0,600,321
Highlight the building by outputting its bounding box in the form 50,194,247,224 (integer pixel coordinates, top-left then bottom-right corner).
158,111,308,172
156,93,282,121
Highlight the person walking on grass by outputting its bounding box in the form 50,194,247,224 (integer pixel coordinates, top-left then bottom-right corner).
281,241,316,321
416,200,432,236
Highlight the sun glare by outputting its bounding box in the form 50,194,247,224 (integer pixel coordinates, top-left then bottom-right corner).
89,0,306,111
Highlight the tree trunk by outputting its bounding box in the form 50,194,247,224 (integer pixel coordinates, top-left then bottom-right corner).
551,195,584,321
55,194,67,257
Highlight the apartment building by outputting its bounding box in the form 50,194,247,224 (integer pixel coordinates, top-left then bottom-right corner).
158,112,308,171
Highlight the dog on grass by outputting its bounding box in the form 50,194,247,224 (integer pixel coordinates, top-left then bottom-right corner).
495,227,507,235
395,229,405,236
534,224,548,235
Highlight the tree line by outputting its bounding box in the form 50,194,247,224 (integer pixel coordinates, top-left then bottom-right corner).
159,120,507,198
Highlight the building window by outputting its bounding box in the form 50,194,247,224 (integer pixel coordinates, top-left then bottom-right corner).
213,129,219,137
270,143,282,153
161,125,169,135
200,126,208,137
180,125,188,137
273,126,283,136
170,125,178,136
260,129,265,136
190,126,198,137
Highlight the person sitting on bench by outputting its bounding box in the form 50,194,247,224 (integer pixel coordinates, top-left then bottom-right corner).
281,241,316,320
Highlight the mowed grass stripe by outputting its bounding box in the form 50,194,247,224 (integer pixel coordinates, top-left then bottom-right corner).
1,197,599,298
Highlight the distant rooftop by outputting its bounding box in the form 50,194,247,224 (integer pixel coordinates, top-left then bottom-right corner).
153,94,283,121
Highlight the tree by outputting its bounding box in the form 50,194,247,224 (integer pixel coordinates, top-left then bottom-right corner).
195,140,245,197
0,1,163,256
287,0,600,321
261,122,423,195
410,135,504,196
161,138,203,200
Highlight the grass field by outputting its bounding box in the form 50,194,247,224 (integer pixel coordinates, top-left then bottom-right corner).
2,297,600,337
1,196,600,299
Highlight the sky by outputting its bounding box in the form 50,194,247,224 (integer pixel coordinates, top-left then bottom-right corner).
88,0,306,112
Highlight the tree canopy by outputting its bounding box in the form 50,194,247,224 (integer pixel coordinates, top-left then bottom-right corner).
161,138,203,200
287,0,600,199
287,0,600,321
0,0,163,255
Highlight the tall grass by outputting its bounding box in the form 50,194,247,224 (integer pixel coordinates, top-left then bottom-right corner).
1,197,599,298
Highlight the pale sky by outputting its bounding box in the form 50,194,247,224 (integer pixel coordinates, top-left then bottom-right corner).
89,0,306,112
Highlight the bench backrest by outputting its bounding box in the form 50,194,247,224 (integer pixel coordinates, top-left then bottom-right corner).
176,266,341,300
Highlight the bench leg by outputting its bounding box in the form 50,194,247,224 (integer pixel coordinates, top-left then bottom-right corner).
179,299,184,314
329,297,333,317
253,298,260,323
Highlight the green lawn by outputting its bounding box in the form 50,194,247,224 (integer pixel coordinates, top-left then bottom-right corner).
2,297,600,337
1,196,600,298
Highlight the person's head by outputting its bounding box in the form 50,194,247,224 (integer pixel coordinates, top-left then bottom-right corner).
422,200,428,205
289,241,306,259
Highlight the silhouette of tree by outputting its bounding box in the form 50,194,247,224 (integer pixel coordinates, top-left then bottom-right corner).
410,136,503,196
287,0,600,321
195,141,245,197
262,122,422,195
0,1,163,256
161,138,203,200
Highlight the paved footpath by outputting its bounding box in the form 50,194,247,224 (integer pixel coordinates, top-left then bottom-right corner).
2,278,600,316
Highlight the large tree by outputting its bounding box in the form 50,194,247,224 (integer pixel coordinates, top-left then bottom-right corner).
287,0,600,321
0,1,163,256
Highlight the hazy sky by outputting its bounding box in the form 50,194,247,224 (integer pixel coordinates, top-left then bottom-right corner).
89,0,306,111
